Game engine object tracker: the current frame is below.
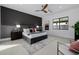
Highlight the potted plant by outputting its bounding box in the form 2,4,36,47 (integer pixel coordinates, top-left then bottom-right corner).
74,21,79,35
72,21,79,40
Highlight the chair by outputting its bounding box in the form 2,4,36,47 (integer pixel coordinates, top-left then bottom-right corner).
57,41,79,55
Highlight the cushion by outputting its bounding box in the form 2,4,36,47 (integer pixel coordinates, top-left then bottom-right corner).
69,40,79,53
23,28,30,34
32,28,36,32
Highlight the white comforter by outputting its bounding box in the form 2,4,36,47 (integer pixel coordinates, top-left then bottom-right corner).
22,31,47,39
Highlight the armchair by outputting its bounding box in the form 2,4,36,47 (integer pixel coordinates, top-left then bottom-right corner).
57,41,79,55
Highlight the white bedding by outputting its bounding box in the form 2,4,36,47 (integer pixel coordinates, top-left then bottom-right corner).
22,32,47,39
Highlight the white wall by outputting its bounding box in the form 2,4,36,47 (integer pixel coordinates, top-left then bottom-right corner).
42,7,79,39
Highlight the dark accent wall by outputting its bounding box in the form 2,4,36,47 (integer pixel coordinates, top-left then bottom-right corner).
1,6,42,38
1,6,42,26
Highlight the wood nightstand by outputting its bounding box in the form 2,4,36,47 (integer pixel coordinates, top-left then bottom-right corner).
11,31,22,40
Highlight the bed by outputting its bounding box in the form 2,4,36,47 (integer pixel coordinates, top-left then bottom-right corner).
22,29,48,44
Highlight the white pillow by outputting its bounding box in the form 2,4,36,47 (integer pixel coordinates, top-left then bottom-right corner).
23,28,30,34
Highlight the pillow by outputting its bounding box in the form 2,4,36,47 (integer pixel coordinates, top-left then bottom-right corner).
69,40,79,53
23,28,30,34
32,28,36,32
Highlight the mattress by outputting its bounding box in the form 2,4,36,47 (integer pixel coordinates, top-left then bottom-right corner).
22,31,47,39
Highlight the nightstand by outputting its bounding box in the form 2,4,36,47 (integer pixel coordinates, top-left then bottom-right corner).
11,31,22,40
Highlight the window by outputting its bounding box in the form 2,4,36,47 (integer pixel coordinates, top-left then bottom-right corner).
53,16,69,30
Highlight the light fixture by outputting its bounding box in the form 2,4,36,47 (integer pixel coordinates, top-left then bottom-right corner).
16,24,21,28
36,25,39,28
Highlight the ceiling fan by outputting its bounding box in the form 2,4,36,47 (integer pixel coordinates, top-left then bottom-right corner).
35,4,52,13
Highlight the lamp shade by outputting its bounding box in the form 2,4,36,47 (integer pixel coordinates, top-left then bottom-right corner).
36,25,39,28
16,24,21,28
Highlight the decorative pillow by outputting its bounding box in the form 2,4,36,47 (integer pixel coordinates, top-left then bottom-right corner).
23,28,30,34
32,28,36,32
69,40,79,53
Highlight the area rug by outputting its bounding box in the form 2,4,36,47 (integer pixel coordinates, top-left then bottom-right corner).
22,39,50,55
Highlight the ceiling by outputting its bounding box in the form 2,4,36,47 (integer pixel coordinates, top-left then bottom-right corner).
1,4,79,17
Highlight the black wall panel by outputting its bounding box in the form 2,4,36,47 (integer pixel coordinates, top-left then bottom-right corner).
1,6,42,27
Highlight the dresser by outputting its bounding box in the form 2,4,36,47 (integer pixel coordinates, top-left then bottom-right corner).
11,31,22,40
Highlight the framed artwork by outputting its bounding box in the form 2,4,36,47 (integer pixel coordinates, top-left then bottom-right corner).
44,20,49,30
45,24,49,30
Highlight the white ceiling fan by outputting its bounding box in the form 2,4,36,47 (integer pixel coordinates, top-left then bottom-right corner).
35,4,52,13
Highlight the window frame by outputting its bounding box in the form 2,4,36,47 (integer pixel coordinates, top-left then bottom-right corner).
53,16,69,30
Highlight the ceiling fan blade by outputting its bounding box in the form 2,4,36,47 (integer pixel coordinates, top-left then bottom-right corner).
43,10,48,13
35,4,52,13
42,4,48,10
